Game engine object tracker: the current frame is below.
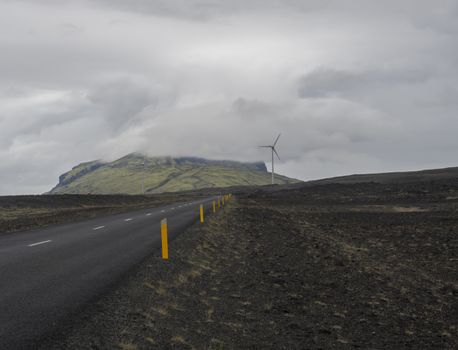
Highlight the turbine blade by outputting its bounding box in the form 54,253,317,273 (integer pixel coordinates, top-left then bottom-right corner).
273,133,281,147
258,145,272,148
273,147,280,160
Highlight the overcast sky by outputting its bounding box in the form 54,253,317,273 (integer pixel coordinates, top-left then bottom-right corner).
1,0,457,194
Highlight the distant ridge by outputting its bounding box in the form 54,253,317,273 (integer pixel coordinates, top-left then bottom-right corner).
49,153,299,194
308,166,458,185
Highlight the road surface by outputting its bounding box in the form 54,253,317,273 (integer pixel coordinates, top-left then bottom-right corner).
0,197,216,349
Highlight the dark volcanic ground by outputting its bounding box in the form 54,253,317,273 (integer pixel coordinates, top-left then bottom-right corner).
39,180,457,349
0,192,212,234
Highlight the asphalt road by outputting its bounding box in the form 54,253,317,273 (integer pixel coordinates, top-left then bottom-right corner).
0,197,216,349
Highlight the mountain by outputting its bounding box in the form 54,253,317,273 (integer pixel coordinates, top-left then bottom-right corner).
49,154,300,194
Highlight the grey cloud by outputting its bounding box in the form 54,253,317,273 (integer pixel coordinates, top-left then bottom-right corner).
298,68,431,98
298,69,363,98
0,41,135,89
57,23,85,37
412,3,458,35
113,97,396,166
231,98,281,121
8,0,325,20
87,78,161,131
0,86,30,98
0,0,458,194
0,90,87,147
10,0,456,23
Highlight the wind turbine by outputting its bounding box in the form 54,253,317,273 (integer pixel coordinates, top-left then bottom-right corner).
259,133,281,185
141,155,146,194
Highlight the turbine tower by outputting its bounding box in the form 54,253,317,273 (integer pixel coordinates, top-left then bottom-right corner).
259,133,281,185
141,155,146,194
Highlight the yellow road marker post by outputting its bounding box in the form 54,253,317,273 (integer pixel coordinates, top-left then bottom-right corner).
218,197,221,209
200,204,204,223
222,196,225,206
161,218,168,260
213,201,216,213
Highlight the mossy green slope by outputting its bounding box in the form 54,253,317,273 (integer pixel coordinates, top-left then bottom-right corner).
50,154,299,194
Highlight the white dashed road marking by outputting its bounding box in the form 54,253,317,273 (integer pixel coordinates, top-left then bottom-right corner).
93,226,105,230
124,218,133,222
146,213,152,216
28,240,52,247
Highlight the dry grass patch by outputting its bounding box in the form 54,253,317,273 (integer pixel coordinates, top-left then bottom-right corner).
349,205,429,213
117,343,137,350
152,306,169,316
145,337,155,344
206,306,214,321
171,335,187,344
143,282,167,296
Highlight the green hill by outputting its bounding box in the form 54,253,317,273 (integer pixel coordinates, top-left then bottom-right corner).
49,153,299,194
